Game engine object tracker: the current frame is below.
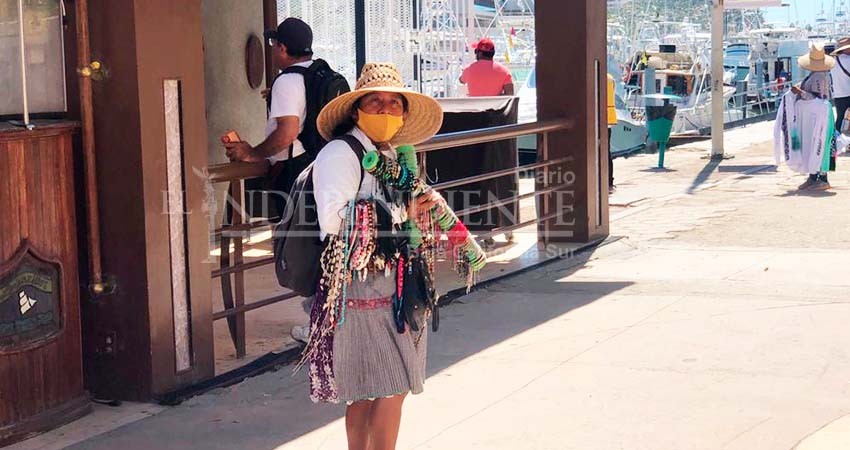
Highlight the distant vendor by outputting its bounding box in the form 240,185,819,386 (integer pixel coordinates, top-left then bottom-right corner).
459,38,515,96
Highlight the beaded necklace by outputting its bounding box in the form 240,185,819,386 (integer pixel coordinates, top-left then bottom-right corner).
318,145,489,334
319,237,346,304
362,148,487,287
349,201,377,275
337,199,358,325
433,203,487,279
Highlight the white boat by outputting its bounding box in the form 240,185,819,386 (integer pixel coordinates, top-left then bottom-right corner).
736,27,809,85
623,45,738,135
518,67,647,157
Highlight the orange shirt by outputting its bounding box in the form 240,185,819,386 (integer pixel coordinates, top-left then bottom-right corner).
461,60,513,96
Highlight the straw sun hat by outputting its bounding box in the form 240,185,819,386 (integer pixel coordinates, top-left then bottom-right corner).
832,37,850,56
317,62,443,146
798,44,835,72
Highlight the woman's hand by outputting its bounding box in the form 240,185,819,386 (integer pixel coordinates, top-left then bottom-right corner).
408,188,444,218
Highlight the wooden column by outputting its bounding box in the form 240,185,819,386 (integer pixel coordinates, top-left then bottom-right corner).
263,0,278,88
536,0,609,242
0,124,90,446
82,0,213,400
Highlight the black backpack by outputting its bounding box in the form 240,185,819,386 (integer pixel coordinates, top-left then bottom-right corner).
246,60,350,222
267,59,351,158
273,135,366,297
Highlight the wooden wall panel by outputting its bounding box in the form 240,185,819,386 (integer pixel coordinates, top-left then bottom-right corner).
0,125,89,446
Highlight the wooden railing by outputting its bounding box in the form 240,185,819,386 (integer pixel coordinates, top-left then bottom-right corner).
207,119,574,357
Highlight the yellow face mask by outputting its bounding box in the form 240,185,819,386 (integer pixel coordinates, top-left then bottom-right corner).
356,110,404,143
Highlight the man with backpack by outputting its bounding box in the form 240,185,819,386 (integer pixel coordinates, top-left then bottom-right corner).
226,18,313,164
224,17,349,207
224,17,349,345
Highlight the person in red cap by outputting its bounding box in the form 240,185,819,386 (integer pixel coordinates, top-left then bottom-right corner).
459,38,514,96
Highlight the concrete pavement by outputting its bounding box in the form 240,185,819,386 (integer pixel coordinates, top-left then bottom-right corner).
15,121,850,450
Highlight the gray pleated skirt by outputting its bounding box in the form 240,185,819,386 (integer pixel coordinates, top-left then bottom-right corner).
332,272,428,404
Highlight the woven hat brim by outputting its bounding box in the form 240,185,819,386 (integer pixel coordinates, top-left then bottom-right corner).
317,87,443,146
832,44,850,55
798,54,835,72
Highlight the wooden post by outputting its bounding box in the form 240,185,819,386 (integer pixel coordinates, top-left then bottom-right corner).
263,0,278,88
82,0,213,400
535,0,609,243
355,0,366,76
231,182,246,358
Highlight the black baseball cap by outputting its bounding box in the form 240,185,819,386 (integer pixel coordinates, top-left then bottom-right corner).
264,17,313,56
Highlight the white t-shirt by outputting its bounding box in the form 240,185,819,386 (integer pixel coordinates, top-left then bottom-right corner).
266,60,313,162
830,54,850,98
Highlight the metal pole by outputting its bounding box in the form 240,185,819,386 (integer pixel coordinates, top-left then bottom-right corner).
355,0,366,77
75,0,106,293
413,0,421,91
711,0,725,158
17,0,30,127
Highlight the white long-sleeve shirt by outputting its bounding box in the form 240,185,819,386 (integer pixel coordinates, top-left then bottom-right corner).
312,126,402,240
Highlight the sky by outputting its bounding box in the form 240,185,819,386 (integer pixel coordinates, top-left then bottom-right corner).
761,0,838,26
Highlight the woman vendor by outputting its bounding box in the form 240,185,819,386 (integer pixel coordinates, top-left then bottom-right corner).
304,62,485,450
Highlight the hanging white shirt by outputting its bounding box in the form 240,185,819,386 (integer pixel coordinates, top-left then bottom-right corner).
774,90,833,174
774,90,797,166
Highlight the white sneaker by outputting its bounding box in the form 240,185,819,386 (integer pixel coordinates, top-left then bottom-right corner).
290,325,310,345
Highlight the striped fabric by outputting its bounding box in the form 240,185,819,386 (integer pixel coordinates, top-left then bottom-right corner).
331,273,427,404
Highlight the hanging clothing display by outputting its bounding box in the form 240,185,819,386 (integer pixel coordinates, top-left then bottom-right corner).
774,89,835,174
801,71,831,98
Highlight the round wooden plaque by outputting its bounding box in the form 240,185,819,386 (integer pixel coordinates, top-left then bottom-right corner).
245,35,265,90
